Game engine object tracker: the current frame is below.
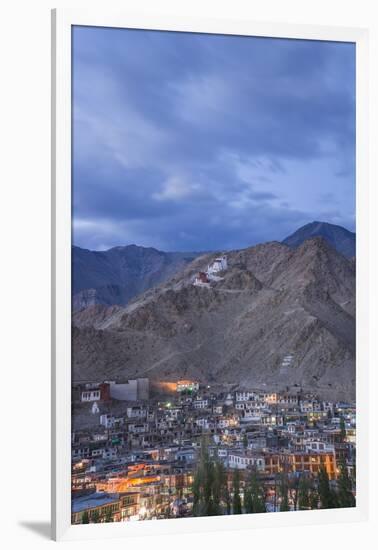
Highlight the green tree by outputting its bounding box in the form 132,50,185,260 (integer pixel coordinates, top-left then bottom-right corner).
91,509,100,523
244,486,253,514
81,510,89,524
339,415,346,442
213,461,227,516
309,489,319,510
192,464,202,516
289,475,301,511
204,458,216,515
337,457,355,508
318,466,337,509
351,461,356,491
232,469,242,514
298,475,311,510
192,438,228,517
279,472,290,512
245,470,266,513
242,433,248,449
105,506,113,523
223,473,231,515
192,439,209,516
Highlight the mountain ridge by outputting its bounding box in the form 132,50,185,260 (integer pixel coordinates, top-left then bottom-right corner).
73,221,355,309
73,236,355,401
282,221,355,258
72,244,201,310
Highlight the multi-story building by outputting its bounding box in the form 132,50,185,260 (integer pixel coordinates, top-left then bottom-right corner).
71,492,121,524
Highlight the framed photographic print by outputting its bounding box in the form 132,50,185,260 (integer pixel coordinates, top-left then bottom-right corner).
51,8,369,542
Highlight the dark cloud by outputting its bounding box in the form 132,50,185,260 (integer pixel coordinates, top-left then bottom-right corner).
72,26,355,251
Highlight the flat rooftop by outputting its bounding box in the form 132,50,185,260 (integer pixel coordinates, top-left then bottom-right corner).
72,492,119,513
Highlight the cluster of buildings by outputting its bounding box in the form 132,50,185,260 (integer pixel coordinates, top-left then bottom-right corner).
74,378,149,404
71,378,356,523
193,255,228,286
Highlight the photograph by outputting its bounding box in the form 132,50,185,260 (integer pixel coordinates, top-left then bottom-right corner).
70,25,356,524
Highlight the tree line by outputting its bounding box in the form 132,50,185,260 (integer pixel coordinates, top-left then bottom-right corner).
191,440,355,517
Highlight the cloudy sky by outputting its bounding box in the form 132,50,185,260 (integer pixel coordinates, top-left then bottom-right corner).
72,26,355,252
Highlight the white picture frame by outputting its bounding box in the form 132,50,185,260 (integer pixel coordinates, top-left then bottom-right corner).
51,8,370,542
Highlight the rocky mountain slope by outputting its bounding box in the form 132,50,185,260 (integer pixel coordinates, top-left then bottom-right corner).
73,244,200,309
282,221,356,258
72,237,356,401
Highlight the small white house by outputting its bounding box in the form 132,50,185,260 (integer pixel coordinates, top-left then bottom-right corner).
128,423,149,434
126,406,147,419
193,399,209,410
81,389,101,402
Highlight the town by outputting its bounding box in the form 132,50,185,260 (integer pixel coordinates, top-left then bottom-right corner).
71,377,356,523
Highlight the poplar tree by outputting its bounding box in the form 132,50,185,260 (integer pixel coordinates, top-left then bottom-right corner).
232,469,242,514
91,509,100,523
246,470,266,513
192,438,229,517
339,416,346,442
337,457,355,508
192,438,211,516
318,465,337,509
81,510,89,524
298,475,311,510
192,466,202,516
204,458,215,515
279,473,290,512
105,506,113,523
213,461,227,516
223,472,231,515
244,487,253,514
253,473,266,512
309,490,319,510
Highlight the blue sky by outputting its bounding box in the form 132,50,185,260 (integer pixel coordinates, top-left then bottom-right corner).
72,26,355,252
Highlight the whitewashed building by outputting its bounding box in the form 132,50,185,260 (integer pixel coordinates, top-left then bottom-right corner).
236,391,258,402
81,388,101,402
100,414,124,429
126,406,147,419
207,255,228,275
228,452,265,471
193,399,209,410
304,440,335,454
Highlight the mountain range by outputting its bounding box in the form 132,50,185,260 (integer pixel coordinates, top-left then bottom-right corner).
72,222,356,401
73,221,355,309
73,245,199,310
